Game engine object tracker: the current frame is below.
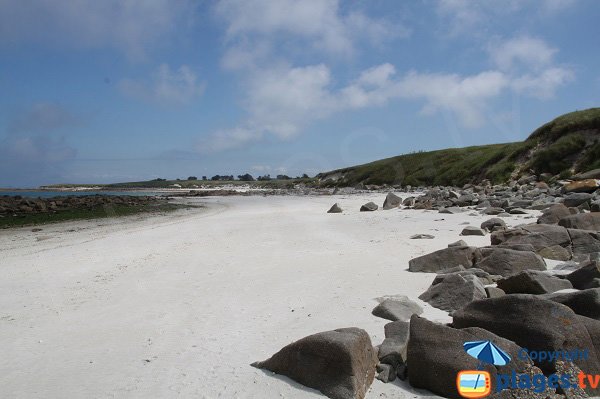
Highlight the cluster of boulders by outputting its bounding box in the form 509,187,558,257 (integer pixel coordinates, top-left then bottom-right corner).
0,195,162,217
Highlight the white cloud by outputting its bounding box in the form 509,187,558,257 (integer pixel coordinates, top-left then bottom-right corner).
8,103,80,133
489,36,557,71
0,0,194,59
119,64,205,105
215,0,408,58
435,0,578,36
197,64,514,152
511,67,574,99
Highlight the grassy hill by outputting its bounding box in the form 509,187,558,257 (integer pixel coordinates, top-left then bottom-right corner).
317,108,600,187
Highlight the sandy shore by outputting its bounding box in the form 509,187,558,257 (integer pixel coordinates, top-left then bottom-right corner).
0,193,540,398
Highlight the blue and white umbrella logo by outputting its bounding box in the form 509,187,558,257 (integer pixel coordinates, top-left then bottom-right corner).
463,340,511,366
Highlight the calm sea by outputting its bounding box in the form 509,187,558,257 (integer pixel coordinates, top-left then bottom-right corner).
0,191,161,198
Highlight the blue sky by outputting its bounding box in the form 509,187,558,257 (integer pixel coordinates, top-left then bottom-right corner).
1,0,599,187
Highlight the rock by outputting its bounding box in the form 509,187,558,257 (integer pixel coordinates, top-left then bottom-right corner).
360,202,378,212
574,169,600,180
439,206,467,214
509,208,528,215
483,207,505,215
384,320,410,339
402,197,415,207
538,245,573,260
454,194,475,206
418,274,487,312
495,243,537,252
568,229,600,259
476,247,546,277
481,218,506,232
372,297,423,322
410,234,435,239
553,360,589,399
327,203,343,213
559,213,600,231
491,224,572,261
518,175,537,185
252,328,378,399
375,363,396,383
485,286,505,298
382,193,401,210
541,288,600,320
538,203,572,224
564,193,593,208
408,315,534,399
408,246,482,273
460,226,486,236
592,200,600,212
452,295,600,383
433,268,500,285
566,260,600,289
448,239,468,247
379,321,409,370
564,179,600,194
496,270,573,294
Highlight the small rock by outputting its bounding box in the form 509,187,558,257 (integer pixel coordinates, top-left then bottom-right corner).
360,202,378,212
410,234,434,239
372,297,423,322
481,218,506,232
327,203,343,213
460,226,486,236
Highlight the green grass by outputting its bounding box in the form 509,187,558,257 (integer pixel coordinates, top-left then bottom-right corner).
318,141,535,187
0,203,193,229
528,108,600,141
318,108,600,187
529,133,587,174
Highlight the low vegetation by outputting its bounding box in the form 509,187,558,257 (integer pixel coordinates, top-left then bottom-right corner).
0,202,191,229
318,108,600,187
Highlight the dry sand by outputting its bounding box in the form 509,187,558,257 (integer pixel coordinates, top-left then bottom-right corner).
0,193,541,398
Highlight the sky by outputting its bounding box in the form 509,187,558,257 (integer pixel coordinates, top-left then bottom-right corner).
1,0,599,187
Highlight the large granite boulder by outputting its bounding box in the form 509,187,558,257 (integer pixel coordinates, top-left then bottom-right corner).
408,315,534,399
541,288,600,320
419,273,487,312
452,295,600,392
382,192,402,210
564,179,599,194
496,270,573,294
559,213,600,231
476,247,546,277
563,193,593,208
372,297,423,322
432,267,500,285
252,328,378,399
491,224,573,261
537,203,572,225
408,246,482,273
566,260,600,290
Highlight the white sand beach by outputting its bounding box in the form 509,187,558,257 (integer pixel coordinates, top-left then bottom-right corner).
0,194,540,398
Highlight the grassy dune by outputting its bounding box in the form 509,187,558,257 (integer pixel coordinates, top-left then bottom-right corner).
318,108,600,187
